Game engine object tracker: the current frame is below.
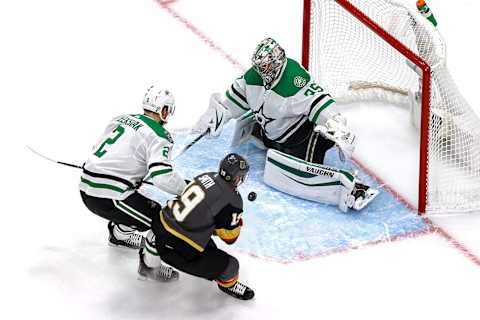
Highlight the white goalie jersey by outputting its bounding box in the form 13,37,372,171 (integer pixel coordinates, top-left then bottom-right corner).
223,58,337,143
79,114,186,200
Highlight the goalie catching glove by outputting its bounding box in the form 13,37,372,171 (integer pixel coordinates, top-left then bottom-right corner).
192,93,232,137
314,114,356,162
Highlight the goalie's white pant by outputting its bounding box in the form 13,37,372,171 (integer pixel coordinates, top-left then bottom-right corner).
264,149,356,212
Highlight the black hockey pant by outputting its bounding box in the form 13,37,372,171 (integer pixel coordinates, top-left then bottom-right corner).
151,212,237,282
80,191,161,231
253,120,335,164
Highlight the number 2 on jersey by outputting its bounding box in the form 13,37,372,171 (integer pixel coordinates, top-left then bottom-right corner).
94,125,125,158
172,185,205,222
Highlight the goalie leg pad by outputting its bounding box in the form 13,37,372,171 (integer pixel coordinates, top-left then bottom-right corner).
264,149,356,212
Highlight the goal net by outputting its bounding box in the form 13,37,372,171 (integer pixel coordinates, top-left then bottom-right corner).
303,0,480,214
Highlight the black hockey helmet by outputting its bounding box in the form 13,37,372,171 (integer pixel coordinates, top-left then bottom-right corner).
218,153,249,186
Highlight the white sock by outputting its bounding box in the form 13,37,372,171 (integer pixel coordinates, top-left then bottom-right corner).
144,230,162,268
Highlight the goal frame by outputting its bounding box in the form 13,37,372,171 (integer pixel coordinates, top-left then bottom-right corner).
302,0,432,214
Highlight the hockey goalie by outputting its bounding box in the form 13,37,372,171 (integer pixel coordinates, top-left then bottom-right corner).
193,38,379,212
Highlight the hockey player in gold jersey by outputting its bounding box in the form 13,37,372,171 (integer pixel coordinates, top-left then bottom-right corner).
138,153,255,301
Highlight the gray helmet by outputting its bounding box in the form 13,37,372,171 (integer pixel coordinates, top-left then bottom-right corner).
252,38,286,86
218,153,249,186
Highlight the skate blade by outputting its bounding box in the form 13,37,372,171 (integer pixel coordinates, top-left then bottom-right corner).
108,242,142,250
353,188,380,211
136,275,180,282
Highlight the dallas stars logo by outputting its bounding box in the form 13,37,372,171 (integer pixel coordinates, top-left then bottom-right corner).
253,103,275,131
294,76,307,88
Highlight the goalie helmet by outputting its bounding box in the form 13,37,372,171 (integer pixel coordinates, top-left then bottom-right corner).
251,38,286,86
218,153,249,187
142,85,175,122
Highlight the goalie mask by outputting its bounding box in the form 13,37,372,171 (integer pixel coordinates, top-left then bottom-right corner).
252,38,286,86
142,85,175,123
218,153,249,187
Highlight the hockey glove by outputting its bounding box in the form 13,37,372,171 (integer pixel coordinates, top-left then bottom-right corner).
192,93,232,138
314,114,356,162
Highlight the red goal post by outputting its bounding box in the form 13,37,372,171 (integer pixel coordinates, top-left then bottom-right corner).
302,0,480,215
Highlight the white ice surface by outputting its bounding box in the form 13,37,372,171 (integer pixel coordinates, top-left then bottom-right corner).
2,0,480,319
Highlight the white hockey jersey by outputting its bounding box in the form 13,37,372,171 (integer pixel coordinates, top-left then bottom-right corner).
223,58,337,143
79,114,186,200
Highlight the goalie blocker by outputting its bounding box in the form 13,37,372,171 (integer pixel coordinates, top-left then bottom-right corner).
264,149,379,212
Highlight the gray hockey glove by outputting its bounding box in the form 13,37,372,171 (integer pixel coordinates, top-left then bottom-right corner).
314,114,356,162
192,93,232,137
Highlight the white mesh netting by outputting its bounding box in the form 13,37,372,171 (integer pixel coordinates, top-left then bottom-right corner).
306,0,480,213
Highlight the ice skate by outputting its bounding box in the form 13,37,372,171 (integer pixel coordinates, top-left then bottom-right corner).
108,221,145,250
137,249,179,282
218,282,255,300
349,182,379,211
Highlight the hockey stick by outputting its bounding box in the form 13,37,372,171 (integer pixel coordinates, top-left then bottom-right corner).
142,129,209,186
172,129,209,160
28,129,209,187
27,129,208,168
27,145,155,190
26,145,83,169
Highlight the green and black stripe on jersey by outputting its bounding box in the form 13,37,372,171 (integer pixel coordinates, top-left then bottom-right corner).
131,114,174,143
226,81,249,112
308,93,335,124
272,116,309,144
81,168,136,194
147,161,173,180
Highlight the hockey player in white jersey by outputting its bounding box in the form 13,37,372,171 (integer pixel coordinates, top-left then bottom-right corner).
79,85,186,249
193,38,378,212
